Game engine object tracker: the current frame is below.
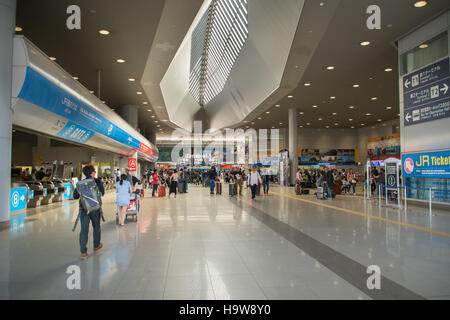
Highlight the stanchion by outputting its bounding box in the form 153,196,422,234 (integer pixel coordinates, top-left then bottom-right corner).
429,187,432,216
404,187,407,211
378,184,381,208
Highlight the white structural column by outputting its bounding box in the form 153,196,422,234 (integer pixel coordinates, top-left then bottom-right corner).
288,108,298,186
0,0,15,226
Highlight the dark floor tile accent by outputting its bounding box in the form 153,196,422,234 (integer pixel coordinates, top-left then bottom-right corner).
230,198,425,300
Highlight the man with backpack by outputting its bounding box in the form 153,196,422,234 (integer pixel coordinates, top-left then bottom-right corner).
73,165,105,260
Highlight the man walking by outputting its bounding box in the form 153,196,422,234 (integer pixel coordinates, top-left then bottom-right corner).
73,165,105,260
247,167,262,200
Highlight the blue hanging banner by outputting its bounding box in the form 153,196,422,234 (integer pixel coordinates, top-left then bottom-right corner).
402,150,450,178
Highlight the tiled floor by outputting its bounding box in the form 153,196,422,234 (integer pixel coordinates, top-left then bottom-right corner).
1,184,449,300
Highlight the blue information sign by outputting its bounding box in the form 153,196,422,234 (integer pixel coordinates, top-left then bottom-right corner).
402,58,450,126
402,150,450,178
62,183,72,200
10,187,27,212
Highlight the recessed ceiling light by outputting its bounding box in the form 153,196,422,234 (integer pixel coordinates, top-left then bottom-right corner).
306,123,311,126
73,76,79,80
155,121,158,123
15,26,23,32
419,44,429,49
414,1,427,8
386,106,392,110
353,84,360,88
349,106,355,109
351,126,355,129
288,95,294,98
366,113,372,116
325,126,330,129
348,119,353,121
257,117,262,120
361,124,365,126
377,119,382,122
360,41,370,46
299,112,305,115
89,90,94,94
49,57,56,61
299,126,304,128
371,97,378,100
143,102,148,105
330,96,336,100
137,91,143,95
128,78,135,82
334,123,339,126
151,116,155,118
332,112,337,116
275,104,281,107
272,126,275,129
266,111,270,114
157,125,161,127
384,68,393,72
279,122,283,125
327,66,335,70
251,122,255,125
147,109,152,112
102,101,106,103
116,59,126,63
99,29,110,35
312,105,318,108
318,118,323,121
304,83,311,87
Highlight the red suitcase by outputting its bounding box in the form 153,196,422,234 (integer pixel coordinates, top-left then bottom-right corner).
215,181,222,195
158,185,166,197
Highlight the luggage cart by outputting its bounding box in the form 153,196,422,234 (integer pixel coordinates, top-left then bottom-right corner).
116,192,140,223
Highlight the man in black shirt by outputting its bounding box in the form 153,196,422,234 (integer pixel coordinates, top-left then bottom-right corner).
324,167,334,199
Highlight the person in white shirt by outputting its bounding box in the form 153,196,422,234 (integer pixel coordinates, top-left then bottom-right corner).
247,167,262,200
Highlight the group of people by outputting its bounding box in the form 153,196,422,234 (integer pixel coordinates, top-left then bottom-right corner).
17,167,53,182
296,167,359,198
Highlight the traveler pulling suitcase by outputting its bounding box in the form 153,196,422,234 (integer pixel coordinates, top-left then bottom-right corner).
215,181,222,195
229,183,237,197
158,185,166,197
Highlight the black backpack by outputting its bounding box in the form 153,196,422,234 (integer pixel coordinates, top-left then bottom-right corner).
76,178,101,214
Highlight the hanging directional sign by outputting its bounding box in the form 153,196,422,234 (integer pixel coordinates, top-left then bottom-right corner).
402,57,450,127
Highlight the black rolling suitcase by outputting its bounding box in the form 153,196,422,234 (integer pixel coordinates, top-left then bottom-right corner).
229,183,237,197
178,182,185,193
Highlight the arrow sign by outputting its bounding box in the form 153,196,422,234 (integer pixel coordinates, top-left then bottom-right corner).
404,79,411,89
441,83,449,95
20,195,25,201
405,113,411,122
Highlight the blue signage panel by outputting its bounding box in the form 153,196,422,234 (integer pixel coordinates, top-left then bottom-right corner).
402,150,450,178
403,58,450,126
56,121,94,144
10,187,27,212
18,67,142,150
63,183,72,200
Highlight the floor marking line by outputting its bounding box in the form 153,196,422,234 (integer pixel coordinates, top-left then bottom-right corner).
270,191,450,238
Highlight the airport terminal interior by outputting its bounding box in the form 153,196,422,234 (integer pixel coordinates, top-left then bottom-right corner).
1,0,450,300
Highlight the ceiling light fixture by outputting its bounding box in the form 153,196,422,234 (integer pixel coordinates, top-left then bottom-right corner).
348,119,353,121
136,91,143,95
378,119,383,122
257,117,262,120
384,68,393,72
414,1,427,8
73,76,79,80
419,44,429,49
147,109,152,112
318,118,322,121
266,111,270,114
15,26,23,32
288,95,294,98
386,106,392,110
360,41,370,46
299,112,305,114
326,66,335,70
304,83,311,87
89,90,94,94
371,97,378,100
332,112,337,116
275,104,281,107
99,29,110,35
330,96,336,100
353,84,360,88
49,57,56,61
312,105,318,108
128,78,135,82
349,106,355,109
116,59,126,63
143,102,148,105
366,113,372,116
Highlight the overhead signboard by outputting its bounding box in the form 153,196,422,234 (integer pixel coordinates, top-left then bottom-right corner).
402,57,450,126
402,150,450,178
128,158,137,172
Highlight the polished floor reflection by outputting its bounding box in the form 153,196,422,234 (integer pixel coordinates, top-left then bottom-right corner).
0,184,449,300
